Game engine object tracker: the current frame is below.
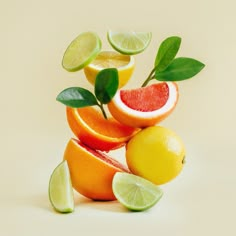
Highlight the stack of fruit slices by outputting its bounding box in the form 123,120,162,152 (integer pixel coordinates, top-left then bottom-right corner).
49,31,205,213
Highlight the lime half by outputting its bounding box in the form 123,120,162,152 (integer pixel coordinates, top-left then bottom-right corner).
62,31,102,72
112,172,163,211
107,31,152,55
48,160,74,213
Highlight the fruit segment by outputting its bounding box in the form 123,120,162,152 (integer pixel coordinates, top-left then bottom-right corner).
112,172,163,211
62,31,102,72
48,160,74,213
107,31,152,55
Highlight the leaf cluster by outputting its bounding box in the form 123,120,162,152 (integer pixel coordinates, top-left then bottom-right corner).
141,36,205,86
56,68,118,119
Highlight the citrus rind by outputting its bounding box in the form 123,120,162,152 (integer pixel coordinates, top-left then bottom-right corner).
66,107,140,151
107,31,152,55
62,31,102,72
48,160,74,213
84,51,135,88
112,172,163,211
108,82,178,127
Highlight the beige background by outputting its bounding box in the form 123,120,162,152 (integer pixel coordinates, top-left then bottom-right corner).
1,0,236,235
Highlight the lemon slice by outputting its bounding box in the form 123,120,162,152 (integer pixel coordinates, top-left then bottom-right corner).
112,172,163,211
62,31,102,72
107,31,152,55
48,160,74,213
84,51,135,88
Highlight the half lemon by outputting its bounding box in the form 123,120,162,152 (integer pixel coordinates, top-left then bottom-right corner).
84,51,135,88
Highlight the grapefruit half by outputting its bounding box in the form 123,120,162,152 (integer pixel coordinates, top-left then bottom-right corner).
108,82,179,128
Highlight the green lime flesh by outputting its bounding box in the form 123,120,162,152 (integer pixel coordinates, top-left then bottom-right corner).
48,160,74,213
62,31,102,72
107,31,152,55
112,172,163,211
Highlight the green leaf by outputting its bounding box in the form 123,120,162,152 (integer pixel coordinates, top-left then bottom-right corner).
155,36,181,72
155,57,205,81
56,87,98,108
95,68,119,104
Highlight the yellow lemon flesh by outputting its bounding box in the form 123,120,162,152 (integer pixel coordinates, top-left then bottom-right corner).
126,126,186,185
84,51,135,88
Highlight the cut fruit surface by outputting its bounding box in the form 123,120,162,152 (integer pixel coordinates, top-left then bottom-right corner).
112,172,163,211
64,138,130,200
84,51,135,88
66,106,139,151
62,31,101,72
108,82,179,128
107,31,152,55
48,160,74,213
121,82,169,111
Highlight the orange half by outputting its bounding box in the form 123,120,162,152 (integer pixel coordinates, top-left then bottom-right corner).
66,106,139,151
108,82,179,128
64,138,130,200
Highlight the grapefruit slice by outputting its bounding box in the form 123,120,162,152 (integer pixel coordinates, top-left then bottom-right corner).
63,138,130,200
66,106,140,151
108,82,179,128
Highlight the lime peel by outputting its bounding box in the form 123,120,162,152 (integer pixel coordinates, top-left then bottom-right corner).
62,31,102,72
107,31,152,55
48,160,74,213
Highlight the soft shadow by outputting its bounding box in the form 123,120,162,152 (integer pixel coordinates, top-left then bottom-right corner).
74,194,130,213
24,193,53,212
27,192,141,214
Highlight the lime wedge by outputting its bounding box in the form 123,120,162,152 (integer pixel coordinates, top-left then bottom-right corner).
107,31,152,55
62,32,102,72
48,160,74,213
112,172,163,211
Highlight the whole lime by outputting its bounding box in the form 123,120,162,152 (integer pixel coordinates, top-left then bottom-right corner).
126,126,186,185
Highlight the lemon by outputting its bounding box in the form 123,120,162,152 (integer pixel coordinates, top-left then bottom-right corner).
112,172,163,211
84,51,135,88
62,31,102,72
107,31,152,55
48,160,74,213
126,126,186,185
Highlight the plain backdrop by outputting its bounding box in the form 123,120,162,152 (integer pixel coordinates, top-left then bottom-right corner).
1,0,236,235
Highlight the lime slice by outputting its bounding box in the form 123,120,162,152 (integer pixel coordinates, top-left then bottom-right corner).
48,160,74,213
107,31,152,55
112,172,163,211
62,31,102,72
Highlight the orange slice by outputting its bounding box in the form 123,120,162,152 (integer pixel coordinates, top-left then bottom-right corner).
108,82,179,128
66,106,139,151
64,138,130,200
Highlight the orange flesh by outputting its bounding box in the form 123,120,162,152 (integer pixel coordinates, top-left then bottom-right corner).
72,139,130,172
120,82,169,112
78,107,137,138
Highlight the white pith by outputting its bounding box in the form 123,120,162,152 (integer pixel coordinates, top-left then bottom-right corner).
112,82,178,118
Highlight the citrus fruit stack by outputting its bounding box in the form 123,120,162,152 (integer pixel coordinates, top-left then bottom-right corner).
49,30,204,213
